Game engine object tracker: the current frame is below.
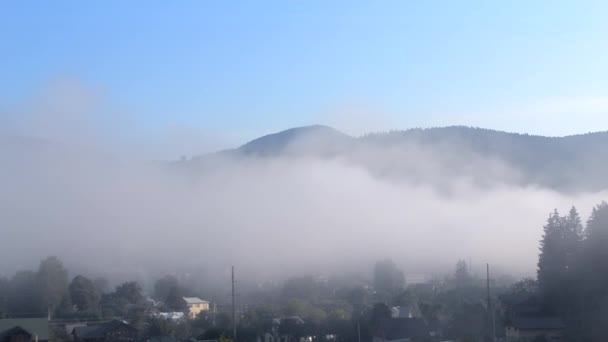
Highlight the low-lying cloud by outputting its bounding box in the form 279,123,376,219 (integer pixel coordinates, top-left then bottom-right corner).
1,82,606,287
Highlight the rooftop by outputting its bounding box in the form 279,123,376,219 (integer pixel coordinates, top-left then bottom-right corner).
183,297,209,305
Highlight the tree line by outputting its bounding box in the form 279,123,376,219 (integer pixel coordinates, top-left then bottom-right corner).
0,256,147,321
536,202,608,340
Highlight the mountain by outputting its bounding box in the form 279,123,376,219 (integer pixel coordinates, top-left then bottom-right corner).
359,126,608,191
190,125,608,192
237,125,353,157
5,125,608,192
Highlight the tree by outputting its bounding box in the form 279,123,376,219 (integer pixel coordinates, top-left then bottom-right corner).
583,202,608,294
36,256,68,314
164,286,187,312
93,277,110,294
370,303,391,329
8,271,40,316
114,281,143,304
0,277,9,318
445,302,486,341
562,207,584,307
126,304,148,331
192,310,215,332
218,334,235,342
344,286,369,310
392,289,415,306
418,301,442,326
584,201,608,239
148,316,177,336
326,301,353,321
509,278,538,296
454,260,472,288
373,259,405,299
215,312,233,331
100,281,144,318
69,275,100,312
281,276,320,301
532,203,608,340
147,316,191,339
154,275,179,301
537,210,567,313
240,304,279,336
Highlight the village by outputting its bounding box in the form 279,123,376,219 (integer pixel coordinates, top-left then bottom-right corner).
4,1,608,341
0,256,566,342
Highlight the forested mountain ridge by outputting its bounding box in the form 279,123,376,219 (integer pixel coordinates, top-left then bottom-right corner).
190,125,608,192
4,125,608,192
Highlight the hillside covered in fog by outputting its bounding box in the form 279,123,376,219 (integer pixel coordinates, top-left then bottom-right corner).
3,125,608,277
188,125,608,192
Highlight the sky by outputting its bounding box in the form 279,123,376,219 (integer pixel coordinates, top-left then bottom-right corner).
2,0,608,158
3,0,608,282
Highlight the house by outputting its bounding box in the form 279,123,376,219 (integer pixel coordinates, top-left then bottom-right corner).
391,305,420,318
505,317,565,342
72,319,138,342
182,297,210,319
0,318,50,342
373,318,430,342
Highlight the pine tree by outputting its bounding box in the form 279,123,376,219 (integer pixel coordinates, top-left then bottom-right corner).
576,202,608,340
537,209,566,313
561,207,584,311
561,207,583,273
582,202,608,295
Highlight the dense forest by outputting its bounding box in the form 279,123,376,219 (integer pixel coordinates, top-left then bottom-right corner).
534,202,608,341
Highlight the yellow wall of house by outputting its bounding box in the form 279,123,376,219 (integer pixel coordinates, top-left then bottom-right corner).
187,302,210,318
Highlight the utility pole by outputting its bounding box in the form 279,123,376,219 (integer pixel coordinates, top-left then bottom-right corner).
232,266,236,341
487,263,496,342
357,322,361,342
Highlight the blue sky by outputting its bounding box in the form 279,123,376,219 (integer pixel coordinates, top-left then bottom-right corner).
1,1,608,156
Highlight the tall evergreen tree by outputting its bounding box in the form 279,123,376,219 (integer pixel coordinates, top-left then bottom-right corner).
536,203,608,339
582,202,608,295
575,202,608,340
565,207,583,243
537,209,566,313
562,207,583,311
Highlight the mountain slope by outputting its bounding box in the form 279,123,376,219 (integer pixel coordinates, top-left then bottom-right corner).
205,125,608,192
238,125,353,157
359,126,608,190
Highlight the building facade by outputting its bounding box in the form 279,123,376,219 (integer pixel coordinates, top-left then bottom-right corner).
182,297,210,318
